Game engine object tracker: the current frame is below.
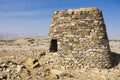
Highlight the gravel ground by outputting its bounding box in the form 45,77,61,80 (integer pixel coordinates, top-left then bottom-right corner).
0,39,119,80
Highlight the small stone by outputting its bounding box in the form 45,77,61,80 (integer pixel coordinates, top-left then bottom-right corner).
51,69,63,75
46,74,59,79
16,65,24,73
0,75,7,80
25,58,40,69
6,68,11,73
32,62,40,68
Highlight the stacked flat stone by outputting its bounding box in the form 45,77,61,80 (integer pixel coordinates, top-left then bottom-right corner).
49,8,112,68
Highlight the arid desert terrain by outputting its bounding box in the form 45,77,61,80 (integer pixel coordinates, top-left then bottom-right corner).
0,38,120,80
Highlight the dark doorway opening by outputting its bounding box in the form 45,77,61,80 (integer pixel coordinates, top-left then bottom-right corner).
50,39,58,52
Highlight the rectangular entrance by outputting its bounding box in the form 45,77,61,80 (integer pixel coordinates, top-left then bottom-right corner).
50,39,58,52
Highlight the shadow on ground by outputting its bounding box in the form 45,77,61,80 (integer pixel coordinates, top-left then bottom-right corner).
111,52,120,67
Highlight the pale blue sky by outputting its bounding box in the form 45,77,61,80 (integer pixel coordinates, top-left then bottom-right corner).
0,0,120,38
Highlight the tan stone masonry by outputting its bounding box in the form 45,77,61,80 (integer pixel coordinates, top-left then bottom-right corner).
48,8,112,68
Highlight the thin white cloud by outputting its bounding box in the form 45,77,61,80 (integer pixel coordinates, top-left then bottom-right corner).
0,9,52,17
1,11,39,17
0,0,56,17
0,0,51,10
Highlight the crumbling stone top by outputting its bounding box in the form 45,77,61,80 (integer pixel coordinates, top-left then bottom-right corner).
54,8,101,14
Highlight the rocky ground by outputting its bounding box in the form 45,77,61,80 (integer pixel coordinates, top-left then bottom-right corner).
0,38,120,80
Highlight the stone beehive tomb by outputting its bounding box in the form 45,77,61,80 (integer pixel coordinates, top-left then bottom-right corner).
49,8,112,68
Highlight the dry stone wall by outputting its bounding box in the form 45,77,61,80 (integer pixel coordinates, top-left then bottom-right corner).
49,8,112,68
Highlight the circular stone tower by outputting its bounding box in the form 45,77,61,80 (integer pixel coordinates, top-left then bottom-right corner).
49,8,112,68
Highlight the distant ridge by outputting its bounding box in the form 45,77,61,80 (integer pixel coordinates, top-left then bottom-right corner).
108,36,120,40
0,33,48,40
0,33,119,40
